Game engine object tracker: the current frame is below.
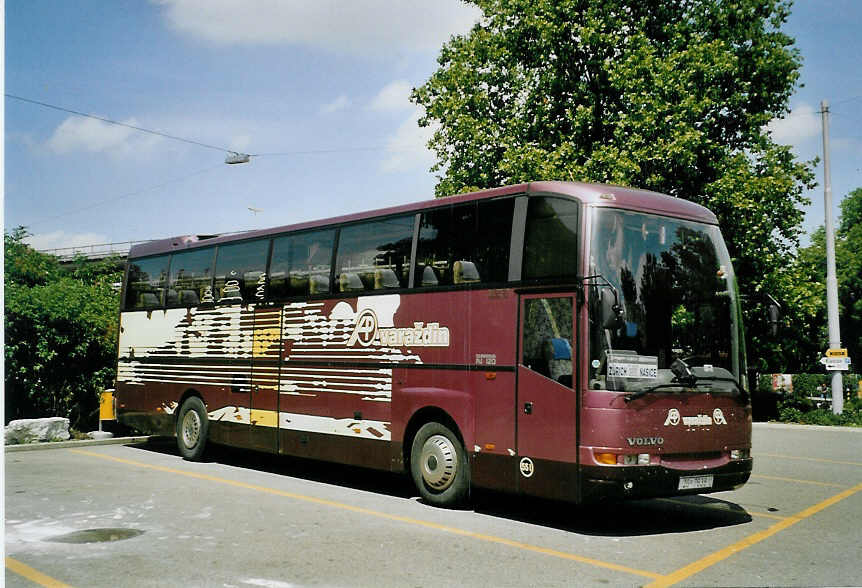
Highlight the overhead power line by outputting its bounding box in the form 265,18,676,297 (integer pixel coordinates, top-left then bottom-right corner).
5,93,428,160
5,93,238,154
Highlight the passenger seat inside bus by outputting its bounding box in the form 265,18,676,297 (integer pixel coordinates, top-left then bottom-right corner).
545,337,573,387
309,274,329,295
420,265,439,287
453,260,480,284
138,291,161,308
374,268,400,289
178,289,199,305
339,272,364,292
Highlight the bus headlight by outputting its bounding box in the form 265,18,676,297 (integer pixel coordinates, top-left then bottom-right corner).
730,449,750,460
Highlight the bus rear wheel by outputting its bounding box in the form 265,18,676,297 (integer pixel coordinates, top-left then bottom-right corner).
410,422,470,508
176,396,209,461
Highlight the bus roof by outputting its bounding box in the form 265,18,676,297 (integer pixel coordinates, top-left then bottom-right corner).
128,181,718,259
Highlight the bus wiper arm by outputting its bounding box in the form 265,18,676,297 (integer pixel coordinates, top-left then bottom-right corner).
624,375,748,403
624,382,687,402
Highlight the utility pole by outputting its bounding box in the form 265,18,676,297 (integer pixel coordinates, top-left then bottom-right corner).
821,100,844,415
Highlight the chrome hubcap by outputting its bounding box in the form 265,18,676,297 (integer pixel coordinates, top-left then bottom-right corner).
420,434,457,490
181,409,201,448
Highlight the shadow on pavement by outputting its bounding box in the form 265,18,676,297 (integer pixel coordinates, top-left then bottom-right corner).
130,437,752,537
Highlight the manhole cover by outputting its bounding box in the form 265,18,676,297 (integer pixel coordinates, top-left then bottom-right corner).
44,528,144,544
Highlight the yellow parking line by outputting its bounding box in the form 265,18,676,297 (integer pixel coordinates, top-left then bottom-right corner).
751,473,848,488
746,510,787,521
69,449,664,581
645,481,862,588
6,556,72,588
755,452,862,467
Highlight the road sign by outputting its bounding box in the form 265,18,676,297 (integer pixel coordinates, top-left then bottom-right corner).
826,348,848,358
820,356,851,371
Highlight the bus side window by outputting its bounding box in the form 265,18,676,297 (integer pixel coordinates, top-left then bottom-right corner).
523,197,579,281
416,198,514,287
125,255,170,310
334,216,414,293
213,239,270,303
168,248,215,307
269,229,335,299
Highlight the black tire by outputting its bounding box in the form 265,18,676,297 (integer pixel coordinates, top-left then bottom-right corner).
176,396,209,461
410,421,470,507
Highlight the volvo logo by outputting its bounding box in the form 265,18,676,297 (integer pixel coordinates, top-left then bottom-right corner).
626,436,664,446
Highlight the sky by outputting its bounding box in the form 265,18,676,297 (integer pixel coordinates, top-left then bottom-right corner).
4,0,861,252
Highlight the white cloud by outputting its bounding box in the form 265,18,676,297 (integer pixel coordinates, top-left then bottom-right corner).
370,80,414,112
380,107,438,173
155,0,481,55
767,103,821,146
320,95,351,115
24,230,111,252
47,116,163,158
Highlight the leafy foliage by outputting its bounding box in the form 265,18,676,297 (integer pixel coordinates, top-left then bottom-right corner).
756,372,861,425
4,228,123,429
792,187,862,370
413,0,816,373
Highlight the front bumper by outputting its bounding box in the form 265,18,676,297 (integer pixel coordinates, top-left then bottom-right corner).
580,458,752,503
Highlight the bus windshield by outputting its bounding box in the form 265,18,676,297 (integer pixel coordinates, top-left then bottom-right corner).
588,208,746,395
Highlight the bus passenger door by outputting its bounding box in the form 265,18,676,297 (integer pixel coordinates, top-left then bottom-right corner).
248,306,282,452
516,294,578,500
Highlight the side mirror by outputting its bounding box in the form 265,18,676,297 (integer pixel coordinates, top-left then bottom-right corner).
600,287,626,330
582,274,626,330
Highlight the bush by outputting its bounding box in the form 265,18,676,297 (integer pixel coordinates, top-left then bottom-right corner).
777,390,862,427
4,228,122,430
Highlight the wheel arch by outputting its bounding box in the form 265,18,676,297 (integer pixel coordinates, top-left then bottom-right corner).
175,388,205,425
402,406,465,471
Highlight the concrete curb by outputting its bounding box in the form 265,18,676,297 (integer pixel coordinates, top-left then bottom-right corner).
5,436,152,452
754,422,862,433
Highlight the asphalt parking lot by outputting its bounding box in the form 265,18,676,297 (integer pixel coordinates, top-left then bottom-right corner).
5,423,862,587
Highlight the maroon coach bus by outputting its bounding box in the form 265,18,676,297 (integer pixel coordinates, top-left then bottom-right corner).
116,181,752,507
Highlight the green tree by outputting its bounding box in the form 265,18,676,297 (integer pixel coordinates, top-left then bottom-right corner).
837,188,862,368
4,228,122,429
413,0,816,373
793,188,862,371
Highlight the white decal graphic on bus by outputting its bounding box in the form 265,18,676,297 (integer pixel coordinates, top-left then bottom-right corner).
116,295,435,440
663,408,728,427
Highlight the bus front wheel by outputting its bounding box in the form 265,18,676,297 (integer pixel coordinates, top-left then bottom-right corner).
176,396,209,461
410,422,470,508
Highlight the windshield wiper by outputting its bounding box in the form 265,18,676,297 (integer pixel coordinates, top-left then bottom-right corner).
624,374,748,403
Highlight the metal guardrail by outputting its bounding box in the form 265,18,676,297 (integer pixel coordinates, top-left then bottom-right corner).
37,240,154,262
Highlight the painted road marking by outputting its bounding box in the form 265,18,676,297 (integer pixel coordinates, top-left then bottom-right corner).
69,449,664,582
750,473,849,488
646,481,862,588
755,452,862,467
6,556,72,588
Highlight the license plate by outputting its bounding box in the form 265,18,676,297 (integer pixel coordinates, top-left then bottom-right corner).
678,475,714,490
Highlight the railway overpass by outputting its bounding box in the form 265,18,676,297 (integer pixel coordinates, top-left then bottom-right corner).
37,240,153,262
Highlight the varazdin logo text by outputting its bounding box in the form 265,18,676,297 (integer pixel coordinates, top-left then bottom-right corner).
347,309,450,348
664,408,728,427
